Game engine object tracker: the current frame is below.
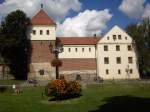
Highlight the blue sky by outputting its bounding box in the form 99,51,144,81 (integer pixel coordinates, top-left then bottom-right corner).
76,0,148,31
0,0,150,36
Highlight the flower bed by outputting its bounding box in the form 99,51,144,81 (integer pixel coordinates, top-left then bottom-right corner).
45,79,81,100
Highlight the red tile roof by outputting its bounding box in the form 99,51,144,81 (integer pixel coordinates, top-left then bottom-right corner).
57,37,101,45
31,9,56,25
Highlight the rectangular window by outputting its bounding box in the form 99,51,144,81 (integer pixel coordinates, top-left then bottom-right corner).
89,48,91,52
118,35,121,39
68,48,71,52
130,69,133,74
47,30,49,35
113,35,116,40
40,30,43,35
106,69,109,75
39,69,44,75
118,69,121,74
104,57,109,64
116,45,120,51
107,36,109,40
128,45,132,51
128,57,133,64
104,45,108,51
75,48,78,52
116,57,121,64
82,48,84,52
32,30,36,35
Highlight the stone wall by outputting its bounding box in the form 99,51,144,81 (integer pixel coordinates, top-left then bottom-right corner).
28,63,56,80
60,70,97,81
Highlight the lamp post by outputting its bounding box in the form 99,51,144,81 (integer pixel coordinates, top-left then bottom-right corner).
49,41,63,79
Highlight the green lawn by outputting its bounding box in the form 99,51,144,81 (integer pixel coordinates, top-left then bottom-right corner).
0,81,150,112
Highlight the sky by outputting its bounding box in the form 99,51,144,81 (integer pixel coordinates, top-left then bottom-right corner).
0,0,150,37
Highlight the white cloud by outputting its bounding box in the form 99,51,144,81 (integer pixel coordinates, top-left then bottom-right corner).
119,0,145,19
0,0,81,21
57,9,112,37
142,4,150,18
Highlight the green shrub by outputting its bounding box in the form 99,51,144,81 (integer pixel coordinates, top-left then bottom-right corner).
67,81,81,98
0,86,7,93
45,79,81,100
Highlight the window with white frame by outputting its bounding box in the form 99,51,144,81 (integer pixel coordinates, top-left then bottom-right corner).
40,30,43,35
116,57,121,64
104,57,109,64
118,69,121,74
118,35,121,39
106,69,109,75
128,57,133,64
82,48,84,52
47,30,49,35
68,48,71,52
128,45,132,51
116,45,120,51
104,45,108,51
32,30,36,35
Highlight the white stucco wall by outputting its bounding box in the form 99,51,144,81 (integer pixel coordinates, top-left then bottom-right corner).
97,25,139,79
59,45,96,59
29,25,56,40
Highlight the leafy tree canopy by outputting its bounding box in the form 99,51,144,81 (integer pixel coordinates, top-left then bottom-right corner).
126,18,150,78
0,10,30,79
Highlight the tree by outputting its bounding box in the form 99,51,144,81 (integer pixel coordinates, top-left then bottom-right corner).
0,10,30,79
126,18,150,78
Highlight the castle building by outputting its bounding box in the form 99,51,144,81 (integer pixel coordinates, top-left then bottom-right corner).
28,9,139,80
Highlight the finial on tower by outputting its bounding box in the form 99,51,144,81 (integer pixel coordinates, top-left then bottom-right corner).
41,4,43,9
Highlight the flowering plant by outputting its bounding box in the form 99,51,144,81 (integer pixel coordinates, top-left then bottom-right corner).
45,79,81,100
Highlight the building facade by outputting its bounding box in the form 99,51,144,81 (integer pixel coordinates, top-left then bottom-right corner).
28,9,139,80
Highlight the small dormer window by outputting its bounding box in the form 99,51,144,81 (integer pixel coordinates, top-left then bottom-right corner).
32,30,36,35
47,30,49,35
125,37,128,40
40,30,43,35
107,36,109,40
113,35,116,40
118,35,121,39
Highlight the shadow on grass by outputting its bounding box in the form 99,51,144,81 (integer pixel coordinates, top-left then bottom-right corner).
89,96,150,112
49,95,82,101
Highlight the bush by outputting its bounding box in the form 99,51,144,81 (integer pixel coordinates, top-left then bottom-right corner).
67,81,81,98
45,79,81,100
0,86,7,93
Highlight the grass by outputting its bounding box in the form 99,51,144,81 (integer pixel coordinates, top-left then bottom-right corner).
0,81,150,112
